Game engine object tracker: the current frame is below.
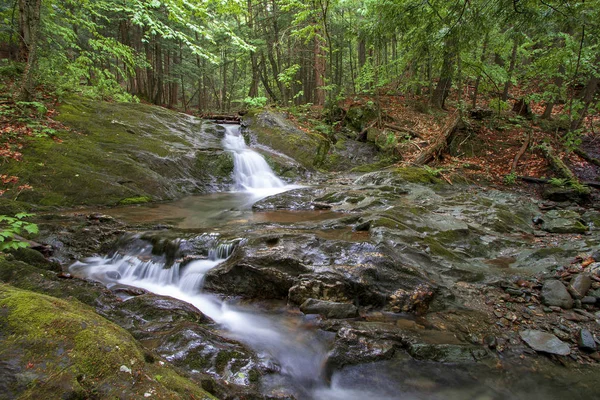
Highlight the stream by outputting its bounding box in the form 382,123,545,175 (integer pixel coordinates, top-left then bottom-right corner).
67,125,597,400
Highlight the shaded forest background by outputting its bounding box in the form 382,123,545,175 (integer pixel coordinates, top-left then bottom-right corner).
1,0,598,119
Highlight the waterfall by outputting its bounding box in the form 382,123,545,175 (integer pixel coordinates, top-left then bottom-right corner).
221,124,286,194
69,238,330,396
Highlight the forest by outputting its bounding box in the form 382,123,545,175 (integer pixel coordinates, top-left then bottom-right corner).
1,0,597,116
1,1,600,399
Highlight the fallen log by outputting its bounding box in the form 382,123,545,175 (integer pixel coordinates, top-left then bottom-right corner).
383,123,424,139
518,176,600,189
574,148,600,168
538,143,578,182
510,130,531,174
413,112,461,165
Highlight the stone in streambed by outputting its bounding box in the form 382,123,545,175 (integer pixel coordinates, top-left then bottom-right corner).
519,329,571,356
569,274,592,299
541,280,573,309
300,298,358,319
578,329,597,352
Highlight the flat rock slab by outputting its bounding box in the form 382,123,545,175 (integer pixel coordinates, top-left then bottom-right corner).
541,280,573,309
520,329,571,356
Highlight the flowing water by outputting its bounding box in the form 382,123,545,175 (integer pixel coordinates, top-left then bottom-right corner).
68,124,594,400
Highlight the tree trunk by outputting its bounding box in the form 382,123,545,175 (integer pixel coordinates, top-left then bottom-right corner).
431,38,456,109
502,37,519,102
314,33,326,106
15,0,42,101
542,65,565,119
472,33,489,108
570,75,599,131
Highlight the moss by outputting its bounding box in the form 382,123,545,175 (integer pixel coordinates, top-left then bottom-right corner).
350,160,396,173
0,199,32,215
395,167,442,184
6,248,61,272
0,284,216,399
215,350,244,374
119,195,152,205
423,237,464,262
2,96,219,208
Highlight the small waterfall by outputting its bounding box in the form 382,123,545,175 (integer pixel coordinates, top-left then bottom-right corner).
221,124,286,193
69,238,331,397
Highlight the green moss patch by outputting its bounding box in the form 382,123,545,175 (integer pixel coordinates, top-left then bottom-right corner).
0,284,216,399
119,196,152,205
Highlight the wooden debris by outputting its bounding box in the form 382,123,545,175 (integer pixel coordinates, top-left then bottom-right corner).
413,112,461,166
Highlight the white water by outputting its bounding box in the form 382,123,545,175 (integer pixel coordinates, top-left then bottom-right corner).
222,124,290,197
69,239,331,397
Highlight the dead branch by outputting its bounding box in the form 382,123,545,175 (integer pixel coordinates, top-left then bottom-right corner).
413,112,461,166
510,130,531,174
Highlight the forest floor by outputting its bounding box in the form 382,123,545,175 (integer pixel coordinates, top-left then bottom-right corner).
288,92,600,201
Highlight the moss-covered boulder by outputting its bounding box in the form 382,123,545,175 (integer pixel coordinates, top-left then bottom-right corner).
1,97,232,208
0,284,216,400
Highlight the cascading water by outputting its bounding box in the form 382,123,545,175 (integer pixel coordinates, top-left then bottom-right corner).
69,236,335,398
222,124,287,195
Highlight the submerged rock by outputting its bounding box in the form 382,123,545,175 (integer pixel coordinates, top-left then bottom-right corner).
519,329,571,356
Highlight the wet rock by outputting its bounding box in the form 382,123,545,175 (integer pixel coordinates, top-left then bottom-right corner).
542,187,589,203
300,298,358,319
541,280,573,309
578,329,597,352
569,274,592,299
388,284,435,315
519,329,571,356
407,343,487,362
589,288,600,299
289,273,356,305
541,210,588,234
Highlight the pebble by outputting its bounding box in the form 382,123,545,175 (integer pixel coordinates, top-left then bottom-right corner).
542,280,573,309
578,329,597,352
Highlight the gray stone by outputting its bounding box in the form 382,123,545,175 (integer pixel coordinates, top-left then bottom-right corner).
569,274,592,299
541,280,573,309
589,288,600,299
300,298,358,319
520,330,571,356
578,329,597,352
581,296,597,304
541,210,588,234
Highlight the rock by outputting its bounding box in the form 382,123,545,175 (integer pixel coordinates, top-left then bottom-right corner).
519,329,571,356
589,288,600,299
541,280,573,309
581,296,597,304
541,210,588,234
407,343,487,362
578,329,597,352
592,251,600,262
300,298,358,319
569,274,592,299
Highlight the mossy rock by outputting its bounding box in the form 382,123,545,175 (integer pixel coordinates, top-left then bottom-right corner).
395,167,442,184
1,96,226,208
5,248,61,272
0,284,216,400
245,110,330,170
118,196,152,205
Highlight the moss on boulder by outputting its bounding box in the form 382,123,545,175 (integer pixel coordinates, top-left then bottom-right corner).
0,284,216,399
1,97,229,208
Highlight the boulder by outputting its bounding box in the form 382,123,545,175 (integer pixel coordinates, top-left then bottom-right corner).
519,329,571,356
300,298,358,319
541,280,573,309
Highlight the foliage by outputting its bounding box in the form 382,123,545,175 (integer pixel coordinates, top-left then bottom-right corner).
503,172,517,185
0,213,38,251
423,165,445,178
243,96,268,108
